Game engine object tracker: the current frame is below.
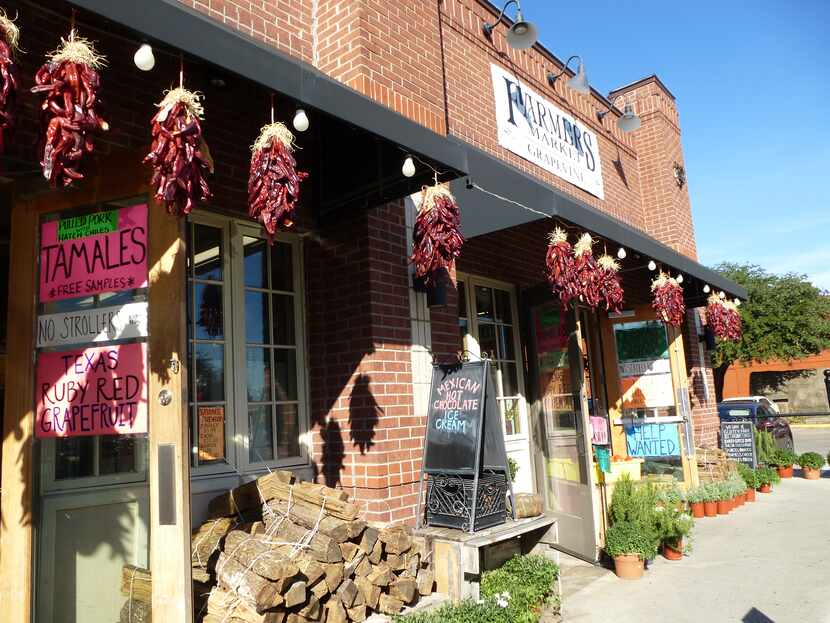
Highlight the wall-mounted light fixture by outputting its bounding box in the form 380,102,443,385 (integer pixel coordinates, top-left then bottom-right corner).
597,96,641,133
482,0,538,50
673,162,687,188
546,56,590,95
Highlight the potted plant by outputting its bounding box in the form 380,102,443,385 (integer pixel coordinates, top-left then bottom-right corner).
733,476,747,506
756,466,776,493
655,507,693,561
738,464,757,502
686,486,705,518
716,482,730,515
770,448,798,479
702,483,718,517
604,520,658,579
798,452,824,480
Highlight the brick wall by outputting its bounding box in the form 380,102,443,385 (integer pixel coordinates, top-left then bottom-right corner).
610,78,698,259
683,309,719,448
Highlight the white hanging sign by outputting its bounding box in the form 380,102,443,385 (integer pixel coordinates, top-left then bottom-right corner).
490,63,605,199
36,301,149,348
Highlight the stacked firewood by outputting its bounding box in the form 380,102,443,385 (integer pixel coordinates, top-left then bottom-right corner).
194,471,435,622
119,565,152,623
695,447,737,484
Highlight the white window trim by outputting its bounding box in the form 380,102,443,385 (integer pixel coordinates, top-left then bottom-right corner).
188,213,311,479
456,272,529,443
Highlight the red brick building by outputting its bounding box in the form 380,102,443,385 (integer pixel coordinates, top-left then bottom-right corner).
0,1,744,620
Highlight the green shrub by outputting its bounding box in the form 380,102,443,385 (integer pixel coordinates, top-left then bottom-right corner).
507,457,519,482
798,452,824,470
701,482,720,502
756,466,778,486
754,429,776,465
656,484,685,507
396,554,559,623
768,448,798,467
685,486,706,504
654,506,694,547
481,555,559,623
604,520,659,561
737,463,758,489
609,476,659,527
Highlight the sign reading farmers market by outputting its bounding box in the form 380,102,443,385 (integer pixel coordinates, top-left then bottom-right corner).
39,203,148,302
490,63,604,199
36,343,148,438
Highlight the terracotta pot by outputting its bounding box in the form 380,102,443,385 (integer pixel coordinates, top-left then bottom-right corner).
613,554,644,580
690,501,704,518
704,500,717,517
803,467,821,480
746,488,756,502
758,483,771,493
717,499,729,514
738,492,746,505
662,540,683,561
778,465,793,479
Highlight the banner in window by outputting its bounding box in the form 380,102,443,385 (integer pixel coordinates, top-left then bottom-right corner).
39,203,148,302
613,320,674,409
35,343,148,437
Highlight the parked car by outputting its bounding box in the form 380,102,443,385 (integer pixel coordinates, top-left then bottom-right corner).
717,399,794,451
721,395,780,413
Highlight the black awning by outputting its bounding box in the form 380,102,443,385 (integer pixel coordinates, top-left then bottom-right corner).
450,143,747,301
70,0,468,212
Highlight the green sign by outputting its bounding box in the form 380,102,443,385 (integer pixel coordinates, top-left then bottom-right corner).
614,321,669,362
57,210,119,241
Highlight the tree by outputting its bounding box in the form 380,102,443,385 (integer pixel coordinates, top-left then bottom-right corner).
711,263,830,401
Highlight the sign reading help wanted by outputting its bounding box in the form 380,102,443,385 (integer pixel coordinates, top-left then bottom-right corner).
36,343,148,438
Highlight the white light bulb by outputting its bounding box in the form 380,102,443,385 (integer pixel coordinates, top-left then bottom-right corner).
617,247,627,259
734,298,741,307
648,260,657,271
402,156,416,178
719,291,726,299
703,284,711,293
293,108,309,132
133,44,155,71
676,274,684,284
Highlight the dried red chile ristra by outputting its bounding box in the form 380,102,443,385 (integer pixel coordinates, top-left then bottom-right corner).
544,228,580,308
597,254,625,312
0,13,19,154
248,123,308,242
31,32,109,187
573,233,602,308
144,88,212,216
410,185,464,283
651,272,686,326
706,294,742,342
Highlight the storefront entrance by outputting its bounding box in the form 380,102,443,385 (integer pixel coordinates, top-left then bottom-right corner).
526,298,604,561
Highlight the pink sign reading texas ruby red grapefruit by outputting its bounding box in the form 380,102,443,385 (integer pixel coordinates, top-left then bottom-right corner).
36,343,148,438
39,203,148,302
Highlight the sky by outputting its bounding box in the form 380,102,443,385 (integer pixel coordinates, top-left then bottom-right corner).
519,0,830,289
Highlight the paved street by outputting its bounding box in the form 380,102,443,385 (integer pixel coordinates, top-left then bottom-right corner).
792,426,830,459
562,473,830,622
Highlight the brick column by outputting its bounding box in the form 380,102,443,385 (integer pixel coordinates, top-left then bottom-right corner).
683,308,719,448
306,200,424,523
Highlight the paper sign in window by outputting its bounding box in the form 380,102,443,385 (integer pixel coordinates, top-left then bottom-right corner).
198,405,225,462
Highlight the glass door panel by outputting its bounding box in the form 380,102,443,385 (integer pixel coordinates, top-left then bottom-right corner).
529,302,598,560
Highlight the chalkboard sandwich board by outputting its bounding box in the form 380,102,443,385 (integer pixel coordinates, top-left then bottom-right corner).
417,359,516,533
719,420,757,467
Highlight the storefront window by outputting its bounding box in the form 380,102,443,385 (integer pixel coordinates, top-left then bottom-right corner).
187,217,307,473
460,281,525,437
613,320,683,480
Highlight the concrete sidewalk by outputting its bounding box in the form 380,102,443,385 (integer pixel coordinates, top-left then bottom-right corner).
563,473,830,623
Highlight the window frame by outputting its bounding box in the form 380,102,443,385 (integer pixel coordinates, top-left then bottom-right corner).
187,213,310,478
456,272,529,442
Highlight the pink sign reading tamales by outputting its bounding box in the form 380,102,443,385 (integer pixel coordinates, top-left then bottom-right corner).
39,203,148,302
36,343,148,438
